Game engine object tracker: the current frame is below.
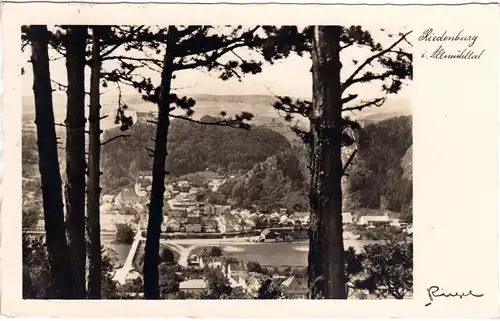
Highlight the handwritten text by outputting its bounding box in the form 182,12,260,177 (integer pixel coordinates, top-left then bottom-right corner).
425,286,484,307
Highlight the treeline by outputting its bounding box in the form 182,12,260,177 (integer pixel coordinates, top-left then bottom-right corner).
100,116,291,194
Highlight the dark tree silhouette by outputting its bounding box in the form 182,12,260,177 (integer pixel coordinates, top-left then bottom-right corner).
160,248,175,264
86,26,104,299
64,25,88,298
22,25,141,299
355,238,413,299
266,26,412,299
101,26,266,299
306,26,346,299
27,25,74,299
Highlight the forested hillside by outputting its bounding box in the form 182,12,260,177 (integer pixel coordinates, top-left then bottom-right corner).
217,116,413,216
100,116,291,194
23,113,412,217
346,116,413,217
218,145,310,212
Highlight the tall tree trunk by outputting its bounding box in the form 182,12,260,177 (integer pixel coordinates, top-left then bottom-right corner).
86,26,102,299
65,25,88,299
307,26,346,299
30,25,74,299
143,27,176,299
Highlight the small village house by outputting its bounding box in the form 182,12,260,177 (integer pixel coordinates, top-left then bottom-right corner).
186,217,202,233
100,214,116,232
390,218,401,227
280,276,308,299
226,263,248,279
357,215,391,226
187,208,201,218
342,212,354,225
139,213,148,230
203,219,218,233
177,180,191,193
163,218,181,233
228,275,247,289
36,219,45,231
179,279,207,294
207,179,224,192
245,275,264,296
200,255,224,270
101,194,114,204
114,188,140,207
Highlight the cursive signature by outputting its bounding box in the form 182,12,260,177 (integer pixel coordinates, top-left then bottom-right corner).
425,286,484,306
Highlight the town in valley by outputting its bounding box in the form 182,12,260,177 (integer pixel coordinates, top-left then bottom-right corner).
22,25,413,300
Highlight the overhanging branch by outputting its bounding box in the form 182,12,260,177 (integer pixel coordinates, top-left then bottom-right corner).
342,149,358,176
100,134,130,146
170,114,250,129
342,31,412,93
341,94,358,104
342,97,386,113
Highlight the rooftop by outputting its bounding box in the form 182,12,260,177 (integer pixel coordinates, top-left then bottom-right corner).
179,279,207,289
360,215,390,222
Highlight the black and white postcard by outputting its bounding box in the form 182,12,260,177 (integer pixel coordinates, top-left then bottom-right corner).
1,2,498,318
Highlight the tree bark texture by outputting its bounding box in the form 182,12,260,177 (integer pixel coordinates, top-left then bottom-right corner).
86,26,102,299
30,24,74,299
307,26,347,299
65,25,88,298
143,27,176,300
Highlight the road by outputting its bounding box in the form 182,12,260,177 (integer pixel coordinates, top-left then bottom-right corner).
113,229,142,284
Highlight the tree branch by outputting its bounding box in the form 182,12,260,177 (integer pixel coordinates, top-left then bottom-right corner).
100,134,130,146
342,149,358,176
102,55,164,66
169,114,250,129
342,31,412,93
341,94,358,105
174,26,259,58
342,97,386,113
174,42,250,71
99,26,145,59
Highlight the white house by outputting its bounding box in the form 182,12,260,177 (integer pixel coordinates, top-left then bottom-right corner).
36,219,45,231
179,279,207,294
342,212,354,225
101,195,115,204
228,275,247,289
357,215,391,226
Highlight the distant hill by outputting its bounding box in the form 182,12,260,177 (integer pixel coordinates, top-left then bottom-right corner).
22,93,410,132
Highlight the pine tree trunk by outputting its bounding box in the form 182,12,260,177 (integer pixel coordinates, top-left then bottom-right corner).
30,25,74,299
143,28,175,300
86,26,102,299
65,25,88,299
307,26,346,299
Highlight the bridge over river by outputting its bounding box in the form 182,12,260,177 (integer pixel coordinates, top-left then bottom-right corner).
113,230,257,284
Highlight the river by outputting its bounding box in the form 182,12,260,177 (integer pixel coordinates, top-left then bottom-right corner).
26,232,382,268
190,240,382,267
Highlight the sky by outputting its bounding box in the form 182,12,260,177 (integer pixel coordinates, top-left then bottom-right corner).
22,25,412,106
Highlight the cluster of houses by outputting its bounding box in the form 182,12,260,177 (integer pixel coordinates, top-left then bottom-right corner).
176,253,308,298
84,171,410,236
